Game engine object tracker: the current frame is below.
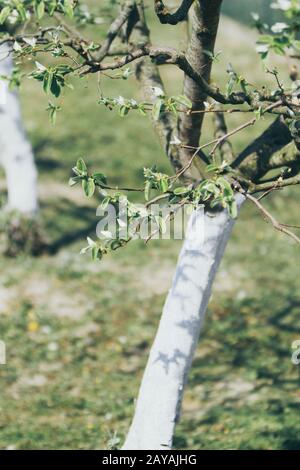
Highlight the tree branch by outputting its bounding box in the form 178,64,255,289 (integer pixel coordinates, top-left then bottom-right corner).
243,192,300,245
250,173,300,192
232,116,292,180
154,0,194,25
130,3,182,172
213,110,234,162
96,0,136,62
178,0,223,177
89,45,248,106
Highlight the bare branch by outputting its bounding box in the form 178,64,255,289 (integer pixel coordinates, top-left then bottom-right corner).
243,192,300,245
175,116,257,180
250,173,300,192
88,45,249,106
96,0,136,61
154,0,194,25
213,111,234,162
232,116,292,180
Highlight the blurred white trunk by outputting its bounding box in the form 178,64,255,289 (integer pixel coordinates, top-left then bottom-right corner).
0,44,38,215
123,195,245,450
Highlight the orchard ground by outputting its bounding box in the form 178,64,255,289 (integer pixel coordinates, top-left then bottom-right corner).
0,14,300,449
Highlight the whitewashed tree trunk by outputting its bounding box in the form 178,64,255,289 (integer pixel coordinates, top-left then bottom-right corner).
0,44,38,215
123,195,245,450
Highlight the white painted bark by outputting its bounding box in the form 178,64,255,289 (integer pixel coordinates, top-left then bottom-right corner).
123,195,245,450
0,44,38,215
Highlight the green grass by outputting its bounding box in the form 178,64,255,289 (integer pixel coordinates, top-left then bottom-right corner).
0,8,300,450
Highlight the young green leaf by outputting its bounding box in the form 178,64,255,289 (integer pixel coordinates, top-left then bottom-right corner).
144,181,151,201
228,200,238,219
173,95,193,109
76,158,87,175
36,1,45,20
92,172,107,186
173,187,190,195
82,178,95,198
152,99,164,121
159,178,169,193
69,176,81,187
0,6,11,25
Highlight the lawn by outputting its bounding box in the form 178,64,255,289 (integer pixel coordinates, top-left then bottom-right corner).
0,7,299,450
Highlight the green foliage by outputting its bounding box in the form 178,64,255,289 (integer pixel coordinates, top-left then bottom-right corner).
1,0,298,253
0,0,76,25
69,158,239,262
98,91,192,120
226,63,249,97
255,0,300,58
98,95,148,117
151,89,193,121
0,66,23,90
143,166,170,200
46,101,61,124
30,63,74,98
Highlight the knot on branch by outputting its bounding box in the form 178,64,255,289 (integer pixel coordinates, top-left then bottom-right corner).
227,91,251,105
149,47,177,65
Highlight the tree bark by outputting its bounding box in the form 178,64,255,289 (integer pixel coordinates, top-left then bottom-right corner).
133,8,182,173
0,44,38,215
178,0,223,177
123,194,245,450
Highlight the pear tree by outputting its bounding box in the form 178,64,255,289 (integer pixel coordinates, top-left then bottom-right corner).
1,0,300,448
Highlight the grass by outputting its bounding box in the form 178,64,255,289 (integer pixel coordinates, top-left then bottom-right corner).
0,7,300,450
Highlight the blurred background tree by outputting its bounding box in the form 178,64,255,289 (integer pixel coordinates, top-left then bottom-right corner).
223,0,278,24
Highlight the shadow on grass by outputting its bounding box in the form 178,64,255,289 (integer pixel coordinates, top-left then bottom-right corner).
35,156,63,172
259,427,300,450
33,139,65,173
40,198,97,255
174,292,300,449
268,299,300,334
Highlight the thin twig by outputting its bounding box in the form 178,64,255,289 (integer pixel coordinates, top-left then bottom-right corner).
243,192,300,245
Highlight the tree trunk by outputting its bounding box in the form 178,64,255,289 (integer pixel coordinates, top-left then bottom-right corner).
123,195,245,450
178,0,223,178
0,44,38,215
